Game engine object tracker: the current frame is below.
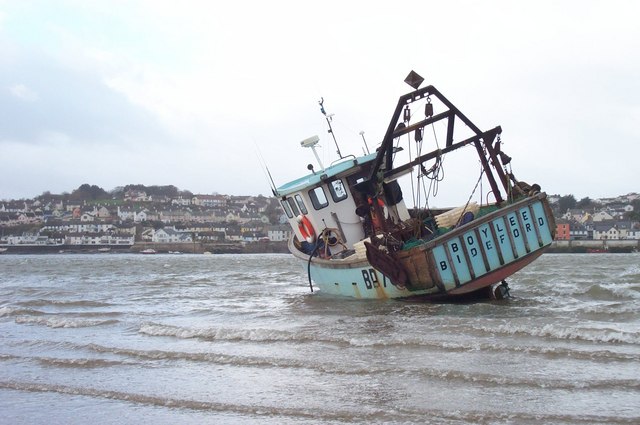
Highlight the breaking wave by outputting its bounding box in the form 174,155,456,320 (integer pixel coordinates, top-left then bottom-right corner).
16,299,114,308
14,316,119,328
471,322,640,345
1,380,637,425
35,356,131,368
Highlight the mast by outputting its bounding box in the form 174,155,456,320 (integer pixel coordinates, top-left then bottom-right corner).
319,98,344,159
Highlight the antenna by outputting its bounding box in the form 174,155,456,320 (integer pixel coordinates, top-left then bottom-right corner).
300,135,324,171
318,97,343,159
359,131,370,154
253,140,278,195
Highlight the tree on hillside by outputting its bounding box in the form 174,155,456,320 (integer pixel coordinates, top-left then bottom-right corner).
576,197,595,210
69,184,110,201
121,184,180,198
557,195,577,213
110,186,125,198
36,191,64,202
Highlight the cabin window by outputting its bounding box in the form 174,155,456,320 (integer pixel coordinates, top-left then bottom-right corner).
280,200,293,218
287,197,300,216
328,179,348,202
294,194,308,214
309,186,329,210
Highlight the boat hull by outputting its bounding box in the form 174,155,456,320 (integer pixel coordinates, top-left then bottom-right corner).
290,193,555,300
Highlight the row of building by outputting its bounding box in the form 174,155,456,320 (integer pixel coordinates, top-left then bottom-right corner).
554,194,640,240
1,192,293,246
555,220,640,240
4,223,292,246
1,193,277,225
2,191,639,246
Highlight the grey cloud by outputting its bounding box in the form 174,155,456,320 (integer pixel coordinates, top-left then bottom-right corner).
0,50,169,146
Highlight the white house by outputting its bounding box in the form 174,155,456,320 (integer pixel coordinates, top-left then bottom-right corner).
6,233,52,245
152,227,192,243
16,212,41,224
124,190,150,202
591,221,637,240
101,234,135,245
117,206,135,221
627,228,640,240
267,225,292,242
192,194,228,208
64,232,134,245
592,211,614,222
80,212,96,222
95,206,112,219
172,197,192,206
135,210,149,223
42,221,115,234
115,223,137,236
159,209,191,223
562,209,587,222
615,221,637,239
593,224,619,240
117,207,156,222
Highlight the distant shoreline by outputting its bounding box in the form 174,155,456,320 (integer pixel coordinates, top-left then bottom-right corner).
2,240,639,255
547,239,639,253
0,241,289,255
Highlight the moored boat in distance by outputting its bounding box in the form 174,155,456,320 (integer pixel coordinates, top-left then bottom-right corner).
273,71,556,300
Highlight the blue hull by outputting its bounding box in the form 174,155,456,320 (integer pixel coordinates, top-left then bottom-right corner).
291,194,555,300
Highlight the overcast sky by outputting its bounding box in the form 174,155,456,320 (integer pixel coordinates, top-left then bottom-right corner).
1,0,638,206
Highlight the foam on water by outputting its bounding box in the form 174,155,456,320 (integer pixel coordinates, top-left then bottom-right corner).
1,253,639,424
14,316,119,328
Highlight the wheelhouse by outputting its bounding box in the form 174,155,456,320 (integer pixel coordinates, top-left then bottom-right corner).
274,151,411,256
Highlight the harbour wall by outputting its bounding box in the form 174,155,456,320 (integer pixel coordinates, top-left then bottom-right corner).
2,240,637,254
0,241,289,255
549,240,640,253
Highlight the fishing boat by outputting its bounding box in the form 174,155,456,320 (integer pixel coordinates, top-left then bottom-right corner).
273,72,556,300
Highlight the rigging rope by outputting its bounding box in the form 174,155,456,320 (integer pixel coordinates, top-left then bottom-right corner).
455,162,485,227
423,111,445,207
404,98,446,211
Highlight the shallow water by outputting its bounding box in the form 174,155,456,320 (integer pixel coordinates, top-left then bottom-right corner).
1,253,639,424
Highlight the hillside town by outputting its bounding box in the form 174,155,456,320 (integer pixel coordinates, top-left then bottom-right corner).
551,193,640,243
0,185,291,253
1,185,639,253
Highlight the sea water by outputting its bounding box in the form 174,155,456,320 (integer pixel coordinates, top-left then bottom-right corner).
0,253,639,424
